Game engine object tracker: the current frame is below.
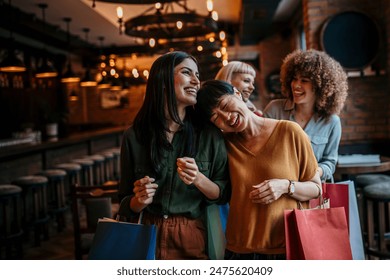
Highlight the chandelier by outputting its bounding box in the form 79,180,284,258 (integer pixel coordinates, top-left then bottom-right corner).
120,1,219,40
92,0,180,8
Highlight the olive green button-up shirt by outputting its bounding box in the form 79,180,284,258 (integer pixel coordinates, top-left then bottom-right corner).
118,124,230,219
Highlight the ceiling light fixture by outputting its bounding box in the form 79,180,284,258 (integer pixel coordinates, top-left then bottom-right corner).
123,1,218,40
80,28,97,87
35,3,58,79
61,17,80,83
91,0,177,8
0,0,26,73
0,48,26,73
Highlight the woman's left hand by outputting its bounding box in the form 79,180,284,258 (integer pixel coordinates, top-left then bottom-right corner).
177,157,199,185
249,179,287,205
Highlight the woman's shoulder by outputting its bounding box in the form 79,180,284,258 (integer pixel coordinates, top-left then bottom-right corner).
199,123,224,138
264,99,286,110
263,99,291,118
122,124,136,139
328,114,340,123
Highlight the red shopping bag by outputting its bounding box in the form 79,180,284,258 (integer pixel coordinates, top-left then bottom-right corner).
284,207,352,260
309,182,349,225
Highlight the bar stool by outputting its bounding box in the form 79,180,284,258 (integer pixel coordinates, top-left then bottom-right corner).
107,147,120,180
355,174,390,234
101,150,115,182
363,181,390,259
83,154,105,185
54,163,82,201
39,169,68,232
0,184,23,259
72,158,94,185
12,175,50,246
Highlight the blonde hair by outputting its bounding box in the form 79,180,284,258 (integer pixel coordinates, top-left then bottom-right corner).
215,61,256,83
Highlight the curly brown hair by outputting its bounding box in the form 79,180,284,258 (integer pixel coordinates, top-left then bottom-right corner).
280,49,348,119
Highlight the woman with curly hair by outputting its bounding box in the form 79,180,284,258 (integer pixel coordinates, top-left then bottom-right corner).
263,49,348,182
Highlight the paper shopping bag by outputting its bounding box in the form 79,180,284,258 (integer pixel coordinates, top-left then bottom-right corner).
88,218,157,260
284,207,352,260
310,182,349,224
339,180,365,260
309,180,365,259
206,204,227,260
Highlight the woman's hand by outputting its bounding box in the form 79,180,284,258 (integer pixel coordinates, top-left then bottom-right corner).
249,179,288,205
177,157,199,185
133,176,158,206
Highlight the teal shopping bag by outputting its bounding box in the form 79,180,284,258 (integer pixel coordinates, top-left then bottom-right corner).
88,218,157,260
206,204,227,260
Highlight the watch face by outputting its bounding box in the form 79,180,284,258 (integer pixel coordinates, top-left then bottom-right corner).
289,181,295,195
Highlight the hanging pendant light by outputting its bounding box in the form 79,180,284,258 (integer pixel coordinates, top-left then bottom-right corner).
61,61,80,83
0,1,26,72
97,75,111,89
36,57,58,78
80,68,97,87
35,3,58,79
61,17,80,83
0,50,26,72
69,90,79,101
80,28,96,87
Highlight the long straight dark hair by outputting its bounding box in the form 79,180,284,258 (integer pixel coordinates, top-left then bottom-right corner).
133,51,199,173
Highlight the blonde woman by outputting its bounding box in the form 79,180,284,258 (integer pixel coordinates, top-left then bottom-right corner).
215,61,262,116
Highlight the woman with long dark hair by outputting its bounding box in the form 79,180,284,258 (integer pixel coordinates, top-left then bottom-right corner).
118,51,230,259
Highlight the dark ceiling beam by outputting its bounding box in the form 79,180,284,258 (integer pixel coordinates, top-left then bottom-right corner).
0,2,93,56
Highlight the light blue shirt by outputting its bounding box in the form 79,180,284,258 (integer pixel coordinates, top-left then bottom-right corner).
263,99,341,181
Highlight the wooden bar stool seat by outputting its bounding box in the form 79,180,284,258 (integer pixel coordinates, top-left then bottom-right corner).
12,175,50,246
363,181,390,259
39,169,68,232
72,158,94,185
0,184,23,259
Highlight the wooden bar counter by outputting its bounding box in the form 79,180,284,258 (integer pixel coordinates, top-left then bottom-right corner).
0,126,127,184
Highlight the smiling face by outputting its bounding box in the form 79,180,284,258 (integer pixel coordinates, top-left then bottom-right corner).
291,73,316,106
230,72,255,102
174,58,200,107
210,90,250,133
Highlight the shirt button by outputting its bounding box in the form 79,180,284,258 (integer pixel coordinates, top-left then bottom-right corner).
163,214,168,219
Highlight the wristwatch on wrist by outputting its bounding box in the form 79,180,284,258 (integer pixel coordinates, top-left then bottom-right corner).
288,180,295,196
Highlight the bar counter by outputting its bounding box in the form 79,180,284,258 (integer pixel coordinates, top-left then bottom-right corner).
0,125,127,184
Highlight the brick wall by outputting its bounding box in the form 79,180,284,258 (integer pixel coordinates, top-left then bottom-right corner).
259,0,390,146
303,0,390,143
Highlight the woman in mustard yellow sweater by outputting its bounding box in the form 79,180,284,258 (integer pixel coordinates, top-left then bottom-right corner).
195,80,321,260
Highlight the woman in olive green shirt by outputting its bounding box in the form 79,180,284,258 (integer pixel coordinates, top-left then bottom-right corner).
118,52,230,260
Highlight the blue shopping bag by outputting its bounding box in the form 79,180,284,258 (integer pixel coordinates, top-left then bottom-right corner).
88,218,157,260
